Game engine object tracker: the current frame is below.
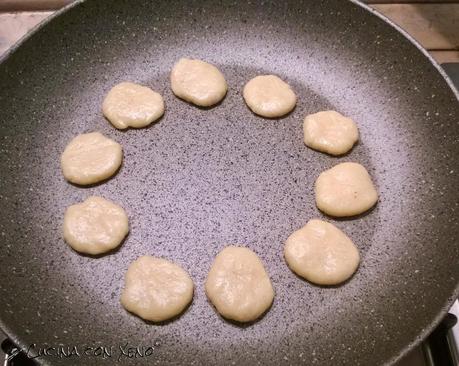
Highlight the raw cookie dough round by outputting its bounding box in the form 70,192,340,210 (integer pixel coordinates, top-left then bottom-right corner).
303,110,359,155
205,246,274,323
315,162,378,217
63,196,129,255
170,58,227,107
121,256,194,322
284,219,360,285
102,82,164,129
243,75,297,118
61,132,122,185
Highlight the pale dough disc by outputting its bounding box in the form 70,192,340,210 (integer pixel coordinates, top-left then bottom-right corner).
315,162,378,217
63,196,129,255
170,58,227,107
102,82,164,129
284,219,360,285
303,110,359,155
60,132,122,185
205,246,274,323
243,75,297,118
121,256,194,322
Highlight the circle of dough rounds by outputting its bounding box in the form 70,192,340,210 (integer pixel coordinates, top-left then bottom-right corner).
315,162,378,217
63,196,129,255
303,110,359,155
243,75,297,118
170,58,227,107
205,246,274,323
121,256,194,322
102,82,165,129
60,132,122,185
284,219,360,285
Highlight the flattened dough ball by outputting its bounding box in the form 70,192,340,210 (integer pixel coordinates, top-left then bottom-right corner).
121,256,194,322
63,196,129,255
284,219,360,285
102,82,164,129
303,110,359,155
315,162,378,217
61,132,122,185
243,75,297,118
170,58,227,107
205,246,274,323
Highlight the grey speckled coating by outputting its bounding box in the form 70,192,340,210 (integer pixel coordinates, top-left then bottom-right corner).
0,1,458,365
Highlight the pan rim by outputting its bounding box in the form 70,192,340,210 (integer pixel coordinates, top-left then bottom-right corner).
350,1,459,105
349,0,459,364
0,1,458,365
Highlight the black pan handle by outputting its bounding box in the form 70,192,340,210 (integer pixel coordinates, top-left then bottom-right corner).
1,339,36,366
422,313,458,366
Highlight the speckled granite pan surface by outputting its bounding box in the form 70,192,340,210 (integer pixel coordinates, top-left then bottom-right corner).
0,1,458,365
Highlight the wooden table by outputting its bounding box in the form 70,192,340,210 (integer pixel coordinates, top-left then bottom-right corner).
0,0,458,62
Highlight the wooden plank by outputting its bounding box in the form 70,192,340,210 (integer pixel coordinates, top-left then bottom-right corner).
0,0,72,12
0,12,52,55
430,50,459,63
366,1,459,3
370,4,459,50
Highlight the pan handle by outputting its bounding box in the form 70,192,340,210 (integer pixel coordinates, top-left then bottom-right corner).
1,339,35,366
422,312,458,366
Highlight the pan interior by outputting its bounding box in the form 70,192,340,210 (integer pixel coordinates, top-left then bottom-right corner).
0,1,458,365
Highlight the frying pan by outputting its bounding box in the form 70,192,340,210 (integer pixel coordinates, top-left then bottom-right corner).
0,1,458,365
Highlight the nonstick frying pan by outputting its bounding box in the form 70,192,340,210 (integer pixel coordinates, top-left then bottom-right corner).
0,1,458,365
